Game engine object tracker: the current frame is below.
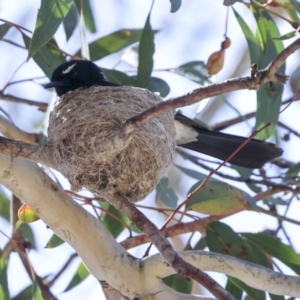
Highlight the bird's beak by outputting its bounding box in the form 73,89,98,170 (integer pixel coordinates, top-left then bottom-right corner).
44,81,63,89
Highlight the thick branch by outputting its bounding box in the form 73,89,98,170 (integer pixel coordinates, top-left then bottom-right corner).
106,195,234,300
0,116,40,143
0,137,54,167
0,155,215,300
143,251,300,297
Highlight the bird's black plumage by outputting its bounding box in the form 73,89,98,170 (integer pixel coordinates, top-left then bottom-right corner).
45,60,283,168
44,60,119,96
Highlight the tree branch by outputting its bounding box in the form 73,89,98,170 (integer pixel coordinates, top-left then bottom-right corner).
0,155,216,300
102,194,234,300
0,115,40,143
118,38,300,138
0,91,48,111
143,251,300,297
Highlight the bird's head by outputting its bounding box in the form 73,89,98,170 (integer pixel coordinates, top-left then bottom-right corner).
44,60,114,96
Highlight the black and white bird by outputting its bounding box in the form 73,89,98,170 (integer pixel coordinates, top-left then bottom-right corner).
44,60,283,169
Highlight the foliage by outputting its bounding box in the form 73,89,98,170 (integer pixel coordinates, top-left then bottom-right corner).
0,0,300,299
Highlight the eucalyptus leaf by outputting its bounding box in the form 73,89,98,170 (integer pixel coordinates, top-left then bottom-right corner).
156,177,178,208
29,0,72,58
64,262,90,292
137,6,155,87
170,0,182,12
0,248,9,300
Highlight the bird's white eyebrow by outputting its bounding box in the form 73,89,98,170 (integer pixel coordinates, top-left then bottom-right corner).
62,63,76,74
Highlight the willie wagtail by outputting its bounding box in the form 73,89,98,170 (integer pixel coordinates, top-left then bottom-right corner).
44,60,283,169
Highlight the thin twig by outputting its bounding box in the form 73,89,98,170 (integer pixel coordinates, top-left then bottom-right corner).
118,39,300,138
0,91,48,111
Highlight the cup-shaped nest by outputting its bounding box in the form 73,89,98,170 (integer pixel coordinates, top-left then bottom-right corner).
48,86,176,202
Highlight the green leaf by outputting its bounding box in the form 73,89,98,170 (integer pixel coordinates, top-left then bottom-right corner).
174,61,209,85
242,233,300,274
263,197,286,206
170,0,182,12
269,292,285,300
64,262,90,292
255,82,283,140
162,274,192,293
285,0,300,22
0,248,9,300
0,192,10,222
225,278,243,300
206,222,272,267
101,202,129,238
229,277,265,300
45,234,65,248
156,177,178,208
12,285,33,300
76,29,144,61
233,8,262,63
176,165,208,181
252,9,284,140
285,161,300,181
233,166,261,193
23,34,65,78
193,237,207,250
186,181,254,216
137,6,155,87
206,222,272,298
0,24,11,40
273,31,297,41
32,280,43,300
147,77,170,97
102,69,137,86
63,3,79,41
21,223,37,249
29,0,73,58
74,0,96,33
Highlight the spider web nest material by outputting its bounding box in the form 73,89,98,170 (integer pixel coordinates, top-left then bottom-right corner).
48,86,176,202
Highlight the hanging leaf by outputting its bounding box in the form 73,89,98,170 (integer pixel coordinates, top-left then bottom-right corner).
156,177,178,208
206,222,273,299
273,31,297,41
228,277,266,300
186,180,255,216
206,222,272,266
242,233,300,274
12,285,33,300
162,274,193,293
45,234,65,248
225,278,243,300
252,9,284,140
147,77,170,97
103,69,137,86
176,165,208,181
0,248,9,300
0,192,10,222
101,202,130,238
137,5,155,87
170,0,182,12
233,8,261,63
63,3,79,41
74,0,96,33
0,24,11,40
23,34,65,78
75,29,145,60
174,61,209,85
29,0,73,58
63,262,90,292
